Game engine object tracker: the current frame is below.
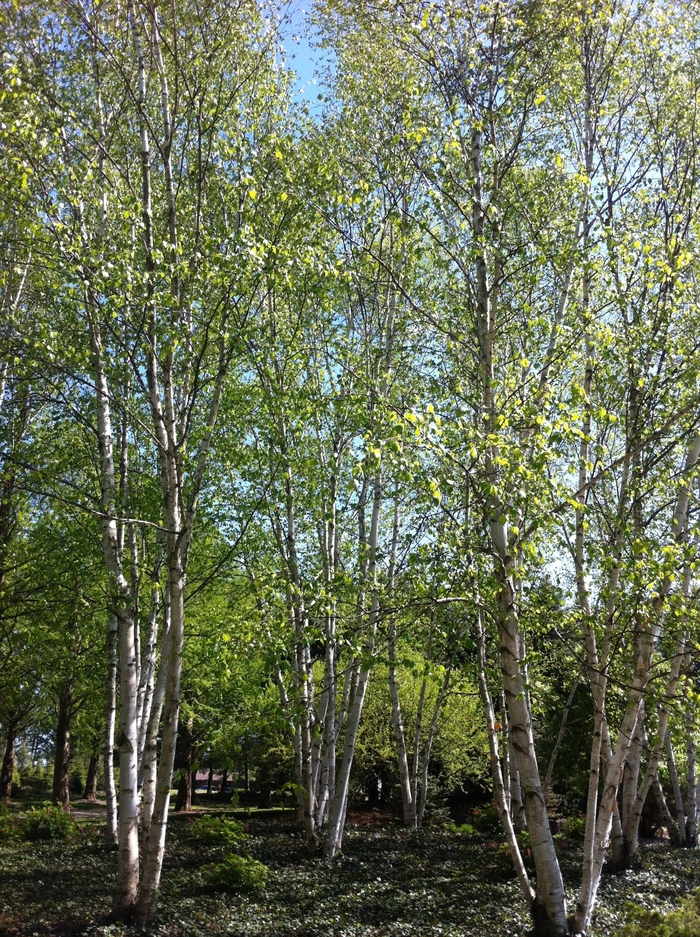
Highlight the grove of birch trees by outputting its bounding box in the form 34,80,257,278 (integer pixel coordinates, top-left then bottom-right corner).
2,1,700,935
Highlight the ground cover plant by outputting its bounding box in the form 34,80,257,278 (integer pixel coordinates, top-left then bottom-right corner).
0,812,699,937
618,889,700,937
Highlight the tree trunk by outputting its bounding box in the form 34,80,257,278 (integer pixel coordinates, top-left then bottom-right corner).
652,776,681,845
318,654,354,829
325,649,374,856
0,720,18,806
325,471,383,857
85,751,99,802
388,628,414,826
686,693,697,846
174,720,194,812
417,667,451,827
137,569,162,761
113,603,141,918
470,108,567,932
665,731,687,845
104,612,118,846
410,665,428,823
620,703,645,859
572,647,652,933
140,578,171,835
495,566,566,934
626,630,688,858
134,555,186,926
175,772,191,812
52,689,72,811
475,609,534,913
83,41,139,905
297,645,317,845
508,731,527,833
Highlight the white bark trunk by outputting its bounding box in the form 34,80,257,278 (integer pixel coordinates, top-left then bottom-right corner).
417,667,451,827
86,310,139,916
115,603,140,917
325,636,375,856
508,729,527,834
665,731,686,845
140,578,171,835
627,634,686,855
496,564,566,934
326,474,383,857
621,705,645,851
476,609,534,911
137,547,163,757
686,687,697,846
469,110,567,933
135,559,185,924
104,613,118,847
652,774,679,843
573,644,653,933
388,637,414,826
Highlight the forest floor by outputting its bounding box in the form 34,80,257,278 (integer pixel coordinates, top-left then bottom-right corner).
1,806,699,937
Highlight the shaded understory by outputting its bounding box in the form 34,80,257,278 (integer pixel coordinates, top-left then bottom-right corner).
1,811,698,937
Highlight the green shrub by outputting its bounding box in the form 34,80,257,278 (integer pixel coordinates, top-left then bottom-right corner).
617,890,700,936
495,830,533,866
203,854,268,893
189,815,246,847
470,803,501,834
448,822,477,835
560,814,586,841
0,807,21,842
21,803,77,841
19,767,50,800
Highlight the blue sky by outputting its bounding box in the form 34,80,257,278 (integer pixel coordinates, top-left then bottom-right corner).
277,1,332,105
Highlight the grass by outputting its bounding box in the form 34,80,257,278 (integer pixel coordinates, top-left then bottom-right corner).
0,810,699,937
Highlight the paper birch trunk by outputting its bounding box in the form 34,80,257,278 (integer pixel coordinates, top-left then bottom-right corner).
135,552,186,923
137,555,163,760
620,708,645,853
573,610,663,933
129,4,229,917
140,578,171,834
324,219,398,855
325,479,382,857
85,751,99,802
507,730,528,834
86,311,140,915
104,613,118,846
619,434,700,858
470,116,567,933
652,775,680,844
417,667,451,827
665,731,687,845
386,498,415,827
476,608,535,911
388,640,415,827
626,635,687,855
685,688,697,846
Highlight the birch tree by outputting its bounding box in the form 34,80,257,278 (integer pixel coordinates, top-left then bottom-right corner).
4,0,292,920
318,0,700,933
